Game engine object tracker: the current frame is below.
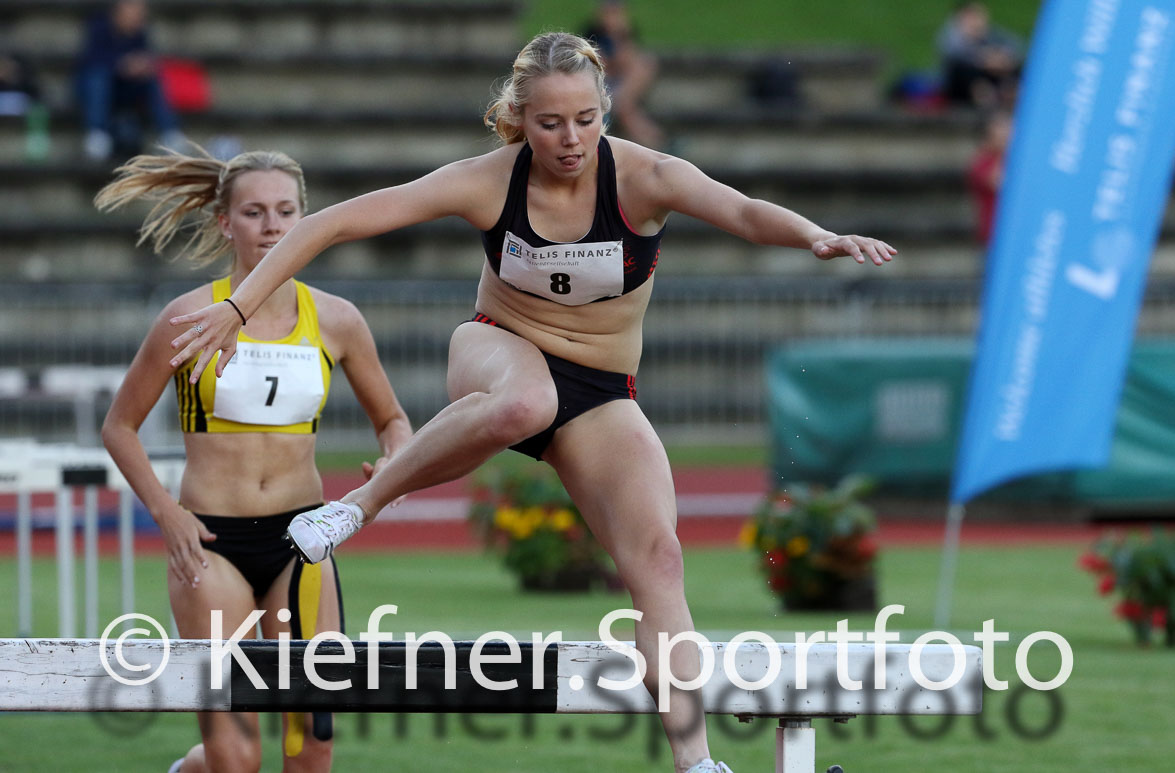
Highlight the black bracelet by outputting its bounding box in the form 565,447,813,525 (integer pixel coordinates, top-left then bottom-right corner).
223,298,247,325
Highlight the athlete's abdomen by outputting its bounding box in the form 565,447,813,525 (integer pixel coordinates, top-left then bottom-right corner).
178,432,324,517
474,264,651,375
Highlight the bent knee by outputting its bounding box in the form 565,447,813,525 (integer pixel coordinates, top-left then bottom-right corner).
486,387,557,445
620,533,684,590
647,535,685,582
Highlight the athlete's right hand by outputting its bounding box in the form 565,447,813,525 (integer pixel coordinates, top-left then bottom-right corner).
168,301,242,382
156,503,216,589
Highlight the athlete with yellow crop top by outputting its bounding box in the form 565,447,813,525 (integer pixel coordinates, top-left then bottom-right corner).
175,276,336,435
97,148,412,773
170,34,894,773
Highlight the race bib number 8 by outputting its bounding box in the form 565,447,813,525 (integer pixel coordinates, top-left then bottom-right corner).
212,342,324,425
500,231,623,305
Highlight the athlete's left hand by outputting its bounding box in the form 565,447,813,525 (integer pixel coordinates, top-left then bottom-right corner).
812,234,897,266
361,456,389,480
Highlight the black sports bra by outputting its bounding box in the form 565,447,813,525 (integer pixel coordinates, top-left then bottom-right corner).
480,136,663,306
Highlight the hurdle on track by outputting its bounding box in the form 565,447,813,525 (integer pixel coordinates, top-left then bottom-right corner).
0,638,982,773
0,441,184,638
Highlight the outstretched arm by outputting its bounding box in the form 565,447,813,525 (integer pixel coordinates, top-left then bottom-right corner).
169,155,496,381
640,153,897,265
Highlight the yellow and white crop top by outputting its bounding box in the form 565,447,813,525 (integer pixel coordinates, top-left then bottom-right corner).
175,277,334,434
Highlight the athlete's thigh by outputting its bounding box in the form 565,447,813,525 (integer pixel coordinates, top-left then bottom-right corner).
168,551,260,638
446,321,553,402
543,399,677,559
169,555,265,761
257,556,342,637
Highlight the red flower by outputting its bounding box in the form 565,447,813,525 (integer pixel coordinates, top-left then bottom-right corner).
1078,552,1112,574
768,574,791,592
764,549,788,569
1115,600,1145,621
1153,607,1168,628
856,536,879,561
1098,574,1115,595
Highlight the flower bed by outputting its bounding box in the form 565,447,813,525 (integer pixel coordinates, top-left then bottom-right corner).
1080,527,1175,646
741,476,879,611
468,463,619,593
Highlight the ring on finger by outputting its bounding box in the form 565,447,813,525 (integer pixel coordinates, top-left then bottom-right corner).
194,323,204,334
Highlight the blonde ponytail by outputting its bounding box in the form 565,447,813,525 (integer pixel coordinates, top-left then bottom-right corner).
95,146,307,269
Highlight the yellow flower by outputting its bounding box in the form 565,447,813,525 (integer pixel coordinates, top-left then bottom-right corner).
494,507,521,531
786,535,810,557
513,519,536,539
495,507,537,539
522,507,545,530
549,508,576,532
737,522,758,548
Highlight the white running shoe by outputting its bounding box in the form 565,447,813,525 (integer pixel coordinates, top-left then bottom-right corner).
685,760,733,773
285,501,366,564
166,758,184,773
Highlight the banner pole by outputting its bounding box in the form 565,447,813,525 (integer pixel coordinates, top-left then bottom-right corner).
934,502,966,630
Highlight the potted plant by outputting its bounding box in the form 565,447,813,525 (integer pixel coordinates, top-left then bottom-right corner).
468,462,619,592
1079,528,1175,646
740,475,879,611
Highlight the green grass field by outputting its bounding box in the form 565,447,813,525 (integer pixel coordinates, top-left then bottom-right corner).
1,542,1169,772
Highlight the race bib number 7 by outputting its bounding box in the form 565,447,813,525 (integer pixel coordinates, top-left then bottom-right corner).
500,231,624,305
212,342,324,425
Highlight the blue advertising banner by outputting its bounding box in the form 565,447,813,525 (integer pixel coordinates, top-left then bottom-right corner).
951,0,1175,504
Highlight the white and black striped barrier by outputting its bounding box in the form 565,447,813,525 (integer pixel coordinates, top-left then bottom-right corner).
0,637,982,773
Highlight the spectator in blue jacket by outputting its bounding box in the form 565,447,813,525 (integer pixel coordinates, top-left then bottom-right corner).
937,2,1023,109
77,0,184,161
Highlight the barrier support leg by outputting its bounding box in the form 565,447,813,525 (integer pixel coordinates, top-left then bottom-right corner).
776,718,815,773
119,490,135,618
16,491,32,636
55,487,75,638
84,486,99,638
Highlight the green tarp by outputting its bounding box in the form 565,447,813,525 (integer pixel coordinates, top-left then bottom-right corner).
766,338,1175,504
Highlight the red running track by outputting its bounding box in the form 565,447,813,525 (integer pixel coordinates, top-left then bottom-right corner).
0,467,1099,555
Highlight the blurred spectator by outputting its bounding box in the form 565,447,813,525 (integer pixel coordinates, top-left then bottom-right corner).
76,0,185,161
888,70,946,113
0,52,41,115
937,2,1023,109
968,110,1012,245
0,52,50,160
749,58,804,112
584,0,665,149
